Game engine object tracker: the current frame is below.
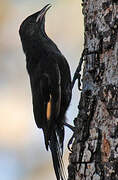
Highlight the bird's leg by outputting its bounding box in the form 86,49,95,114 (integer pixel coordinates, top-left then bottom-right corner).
64,122,79,152
63,122,75,132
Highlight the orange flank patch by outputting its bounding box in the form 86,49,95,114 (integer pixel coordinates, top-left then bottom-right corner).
46,95,52,120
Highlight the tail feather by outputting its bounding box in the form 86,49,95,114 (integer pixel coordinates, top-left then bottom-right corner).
50,130,66,180
57,142,67,180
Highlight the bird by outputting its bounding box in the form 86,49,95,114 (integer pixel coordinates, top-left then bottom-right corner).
19,4,72,180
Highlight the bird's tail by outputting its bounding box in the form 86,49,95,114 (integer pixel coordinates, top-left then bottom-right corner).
49,129,67,180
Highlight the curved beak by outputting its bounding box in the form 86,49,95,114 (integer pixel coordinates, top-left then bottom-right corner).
36,4,52,22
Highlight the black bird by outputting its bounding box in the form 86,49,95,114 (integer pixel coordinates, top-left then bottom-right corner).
19,4,72,180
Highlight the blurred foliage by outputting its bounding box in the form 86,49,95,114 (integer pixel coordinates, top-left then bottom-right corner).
0,0,11,26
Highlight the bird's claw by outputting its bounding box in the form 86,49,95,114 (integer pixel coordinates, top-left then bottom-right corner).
67,134,75,152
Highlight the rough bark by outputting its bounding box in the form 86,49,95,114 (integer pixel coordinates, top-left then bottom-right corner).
68,0,118,180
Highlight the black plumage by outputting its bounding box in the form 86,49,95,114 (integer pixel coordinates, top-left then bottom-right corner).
19,4,72,180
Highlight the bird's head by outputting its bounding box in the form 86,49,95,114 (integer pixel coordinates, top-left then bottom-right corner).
19,4,51,53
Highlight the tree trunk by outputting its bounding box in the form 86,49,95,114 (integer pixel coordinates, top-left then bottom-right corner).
68,0,118,179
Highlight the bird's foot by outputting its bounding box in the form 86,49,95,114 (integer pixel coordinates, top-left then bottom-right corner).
64,122,79,152
67,134,75,152
72,48,100,90
71,48,88,90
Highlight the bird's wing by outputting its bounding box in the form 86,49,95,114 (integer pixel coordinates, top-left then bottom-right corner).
38,62,61,144
53,53,72,119
39,71,61,120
